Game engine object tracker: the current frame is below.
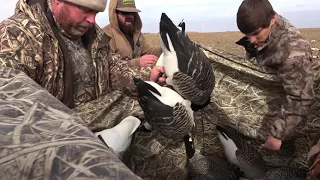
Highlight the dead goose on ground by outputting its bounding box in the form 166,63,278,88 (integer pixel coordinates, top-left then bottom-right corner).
217,125,266,179
133,77,194,140
94,116,141,160
217,125,308,180
157,13,214,108
187,151,240,180
254,167,308,180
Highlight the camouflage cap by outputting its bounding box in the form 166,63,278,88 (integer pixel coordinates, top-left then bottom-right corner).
116,0,141,13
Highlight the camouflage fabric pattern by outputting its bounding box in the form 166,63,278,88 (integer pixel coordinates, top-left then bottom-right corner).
239,15,315,140
199,42,320,169
0,66,142,180
0,0,186,179
73,90,190,180
127,130,188,180
0,0,151,105
61,36,96,105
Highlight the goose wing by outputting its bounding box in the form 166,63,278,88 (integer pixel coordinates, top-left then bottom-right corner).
142,100,194,139
236,145,266,179
262,167,308,180
188,152,239,180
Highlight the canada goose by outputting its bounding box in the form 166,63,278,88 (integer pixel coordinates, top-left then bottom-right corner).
217,125,308,180
217,125,267,179
157,13,214,108
188,151,240,180
178,18,185,32
256,167,308,180
236,36,258,57
133,77,194,139
95,116,141,159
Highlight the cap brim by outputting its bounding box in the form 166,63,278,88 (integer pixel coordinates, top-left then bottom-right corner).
116,7,141,12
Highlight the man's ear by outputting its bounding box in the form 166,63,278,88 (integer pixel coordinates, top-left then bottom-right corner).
270,15,276,26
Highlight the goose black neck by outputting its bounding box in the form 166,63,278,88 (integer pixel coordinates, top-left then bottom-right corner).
184,134,195,159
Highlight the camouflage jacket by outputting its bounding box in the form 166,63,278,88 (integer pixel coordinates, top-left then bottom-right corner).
0,0,150,108
0,66,142,180
102,0,162,67
241,15,315,140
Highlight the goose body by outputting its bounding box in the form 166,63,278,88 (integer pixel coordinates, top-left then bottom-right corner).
133,77,194,139
217,125,266,179
257,167,308,180
217,125,308,180
94,116,141,159
157,13,214,106
188,151,240,180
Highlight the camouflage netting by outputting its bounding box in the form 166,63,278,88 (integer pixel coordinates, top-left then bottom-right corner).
73,91,190,180
197,44,320,169
0,67,142,180
73,45,320,179
3,47,319,179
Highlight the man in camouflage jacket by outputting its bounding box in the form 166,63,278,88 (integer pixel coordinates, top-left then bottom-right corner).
0,0,169,179
0,0,164,109
236,0,315,150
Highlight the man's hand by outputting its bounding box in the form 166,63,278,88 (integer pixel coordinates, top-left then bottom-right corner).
263,136,282,151
150,66,166,83
139,54,158,67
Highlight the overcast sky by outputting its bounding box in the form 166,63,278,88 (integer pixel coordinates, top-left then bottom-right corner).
1,0,320,32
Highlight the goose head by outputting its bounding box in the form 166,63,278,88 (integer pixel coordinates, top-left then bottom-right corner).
133,78,194,139
216,126,239,166
236,36,258,57
95,116,141,159
178,19,185,32
133,77,186,107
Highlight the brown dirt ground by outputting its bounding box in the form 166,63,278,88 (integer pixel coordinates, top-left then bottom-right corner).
143,28,320,57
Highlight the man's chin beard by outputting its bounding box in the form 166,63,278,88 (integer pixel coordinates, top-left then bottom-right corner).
119,21,135,36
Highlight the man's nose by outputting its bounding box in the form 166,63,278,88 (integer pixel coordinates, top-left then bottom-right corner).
248,36,257,44
86,13,96,24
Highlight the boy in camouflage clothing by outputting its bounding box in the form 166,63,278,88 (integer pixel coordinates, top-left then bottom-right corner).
236,0,315,151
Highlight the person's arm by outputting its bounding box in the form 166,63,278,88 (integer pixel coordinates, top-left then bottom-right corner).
128,35,162,67
270,41,314,141
108,52,165,93
0,21,41,81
